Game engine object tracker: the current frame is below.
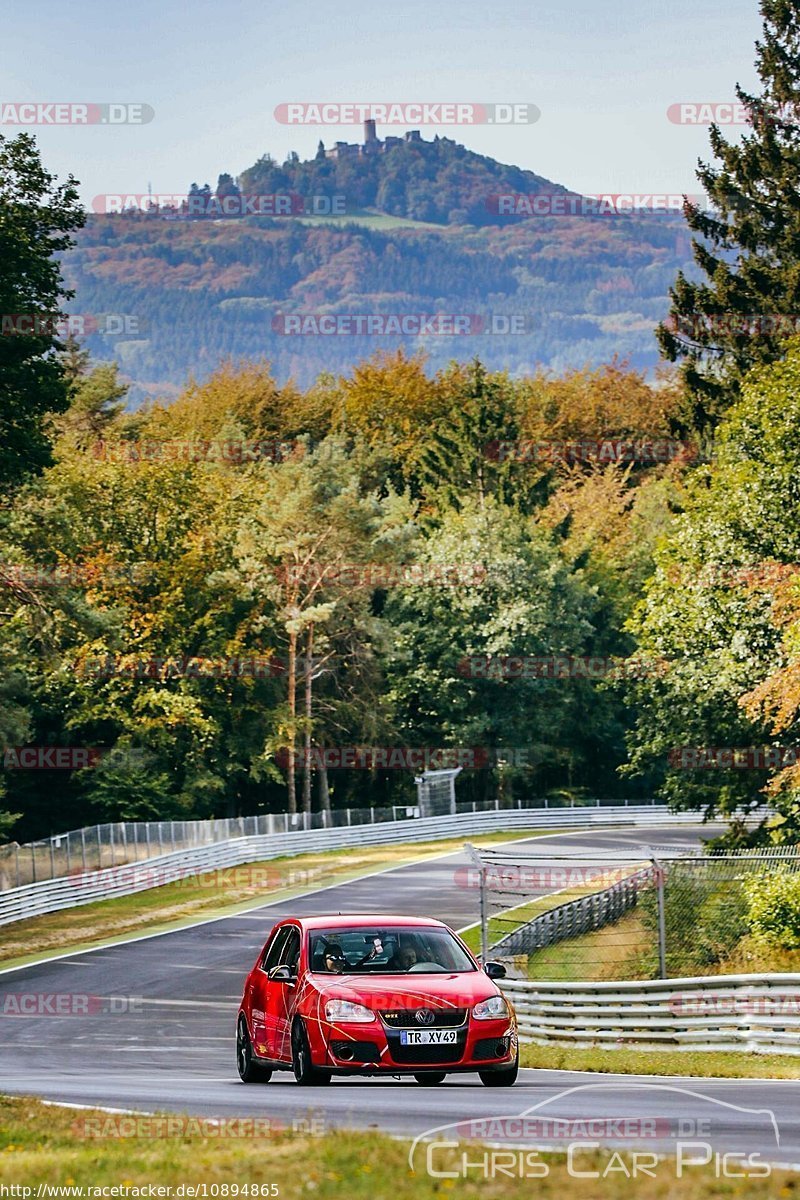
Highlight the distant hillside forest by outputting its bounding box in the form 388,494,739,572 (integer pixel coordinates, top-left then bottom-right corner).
63,153,695,402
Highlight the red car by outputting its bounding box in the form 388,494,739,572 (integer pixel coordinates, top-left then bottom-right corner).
236,914,518,1086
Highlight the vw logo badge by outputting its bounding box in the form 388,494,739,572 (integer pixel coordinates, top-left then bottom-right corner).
415,1008,435,1025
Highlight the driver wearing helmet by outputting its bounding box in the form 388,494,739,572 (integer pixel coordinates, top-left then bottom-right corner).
322,943,346,973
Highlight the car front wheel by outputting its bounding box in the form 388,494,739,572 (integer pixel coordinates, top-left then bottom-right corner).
478,1049,519,1087
291,1020,332,1086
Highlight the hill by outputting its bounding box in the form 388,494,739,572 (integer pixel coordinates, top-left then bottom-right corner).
61,134,696,401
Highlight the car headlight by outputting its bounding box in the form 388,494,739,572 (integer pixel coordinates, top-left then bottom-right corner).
472,995,509,1021
325,999,374,1023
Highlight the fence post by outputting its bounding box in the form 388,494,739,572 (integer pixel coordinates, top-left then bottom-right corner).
464,843,488,964
49,839,56,879
651,854,667,979
80,829,87,873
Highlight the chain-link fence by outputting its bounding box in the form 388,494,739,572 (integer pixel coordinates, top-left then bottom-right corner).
0,796,660,890
467,844,800,981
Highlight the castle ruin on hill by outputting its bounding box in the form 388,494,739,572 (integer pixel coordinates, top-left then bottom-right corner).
324,120,422,159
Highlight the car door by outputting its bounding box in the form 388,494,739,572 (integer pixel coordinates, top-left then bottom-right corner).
249,925,291,1059
265,925,301,1062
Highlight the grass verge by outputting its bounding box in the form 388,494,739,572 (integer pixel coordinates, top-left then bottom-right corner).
522,909,651,981
520,1041,800,1079
0,1096,793,1198
518,912,800,982
0,828,568,970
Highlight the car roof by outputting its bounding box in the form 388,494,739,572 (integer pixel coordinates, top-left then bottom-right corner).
282,915,449,931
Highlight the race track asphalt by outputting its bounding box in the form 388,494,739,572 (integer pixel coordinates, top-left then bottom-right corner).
1,824,797,1168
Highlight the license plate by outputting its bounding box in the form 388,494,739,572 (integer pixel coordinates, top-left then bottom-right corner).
399,1029,457,1045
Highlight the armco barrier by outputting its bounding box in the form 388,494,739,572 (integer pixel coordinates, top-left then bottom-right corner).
500,973,800,1054
0,804,695,926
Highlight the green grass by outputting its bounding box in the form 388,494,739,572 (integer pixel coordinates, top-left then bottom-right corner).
292,210,445,230
523,908,652,981
520,1041,800,1079
518,909,800,983
0,1096,794,1198
0,828,570,970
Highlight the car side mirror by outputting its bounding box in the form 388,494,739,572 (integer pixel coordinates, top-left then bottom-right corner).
268,964,296,985
484,961,506,980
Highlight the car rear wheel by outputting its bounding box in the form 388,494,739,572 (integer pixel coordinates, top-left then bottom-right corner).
414,1073,447,1085
478,1049,519,1087
292,1020,332,1086
237,1016,272,1083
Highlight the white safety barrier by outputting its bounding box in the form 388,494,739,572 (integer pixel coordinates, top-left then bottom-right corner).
501,973,800,1054
0,804,698,926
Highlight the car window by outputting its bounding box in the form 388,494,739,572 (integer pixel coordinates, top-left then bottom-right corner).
280,928,301,973
308,927,476,973
261,926,291,971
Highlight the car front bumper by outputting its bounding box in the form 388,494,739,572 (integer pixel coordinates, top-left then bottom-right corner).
319,1017,517,1073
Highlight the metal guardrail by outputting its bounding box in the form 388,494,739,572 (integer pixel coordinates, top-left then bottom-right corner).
0,803,691,926
501,973,800,1054
0,797,662,889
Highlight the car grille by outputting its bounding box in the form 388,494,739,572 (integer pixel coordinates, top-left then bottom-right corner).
380,1008,467,1029
387,1039,466,1065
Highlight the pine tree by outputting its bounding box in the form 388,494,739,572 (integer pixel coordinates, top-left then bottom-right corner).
59,334,90,387
659,0,800,432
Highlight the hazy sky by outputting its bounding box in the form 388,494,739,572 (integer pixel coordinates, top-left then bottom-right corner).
2,0,763,207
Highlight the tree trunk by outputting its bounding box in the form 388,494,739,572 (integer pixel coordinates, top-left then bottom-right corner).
318,756,331,822
287,627,297,814
302,624,314,815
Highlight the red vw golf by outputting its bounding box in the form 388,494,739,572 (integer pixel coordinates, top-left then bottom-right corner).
236,915,518,1086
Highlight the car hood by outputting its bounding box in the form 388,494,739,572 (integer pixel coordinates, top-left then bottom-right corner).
311,970,500,1010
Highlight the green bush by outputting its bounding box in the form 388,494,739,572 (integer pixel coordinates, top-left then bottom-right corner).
744,869,800,949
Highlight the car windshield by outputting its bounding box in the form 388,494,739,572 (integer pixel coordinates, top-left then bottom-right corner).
308,926,476,974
